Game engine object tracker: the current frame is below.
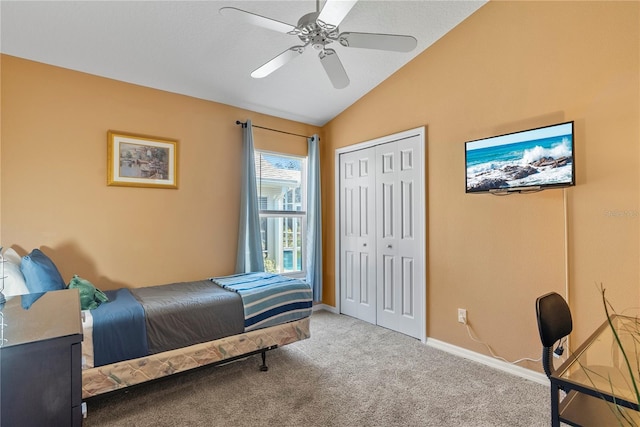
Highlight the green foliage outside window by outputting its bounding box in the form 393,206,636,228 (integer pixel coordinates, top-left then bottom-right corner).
264,257,277,273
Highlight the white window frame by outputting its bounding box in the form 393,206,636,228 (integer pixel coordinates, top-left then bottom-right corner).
255,150,307,278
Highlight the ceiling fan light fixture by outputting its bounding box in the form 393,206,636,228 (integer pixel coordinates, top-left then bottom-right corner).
311,34,329,50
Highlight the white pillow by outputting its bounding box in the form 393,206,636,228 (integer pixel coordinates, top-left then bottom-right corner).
2,248,29,296
3,247,22,265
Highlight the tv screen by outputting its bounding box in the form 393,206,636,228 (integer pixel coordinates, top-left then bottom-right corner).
465,121,574,193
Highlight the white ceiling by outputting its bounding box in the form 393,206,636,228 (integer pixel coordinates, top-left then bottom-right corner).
0,0,485,126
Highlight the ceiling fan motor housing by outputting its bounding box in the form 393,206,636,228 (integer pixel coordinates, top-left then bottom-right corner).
297,12,337,50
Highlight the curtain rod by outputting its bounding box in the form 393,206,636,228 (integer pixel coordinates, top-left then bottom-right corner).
235,120,311,139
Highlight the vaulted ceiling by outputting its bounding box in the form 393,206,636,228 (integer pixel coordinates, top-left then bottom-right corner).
1,1,486,126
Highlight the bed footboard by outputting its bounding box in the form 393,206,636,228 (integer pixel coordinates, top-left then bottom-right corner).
82,316,310,398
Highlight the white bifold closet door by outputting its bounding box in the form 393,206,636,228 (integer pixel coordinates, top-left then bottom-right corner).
339,132,424,340
340,147,377,324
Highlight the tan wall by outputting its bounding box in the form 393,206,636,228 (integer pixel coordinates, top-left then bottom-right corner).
323,1,639,370
1,55,319,290
1,1,638,375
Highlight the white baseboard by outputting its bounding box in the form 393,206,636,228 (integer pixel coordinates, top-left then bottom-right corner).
425,337,549,386
313,304,338,314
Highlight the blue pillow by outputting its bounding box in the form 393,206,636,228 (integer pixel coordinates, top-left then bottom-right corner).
20,249,66,308
20,292,46,310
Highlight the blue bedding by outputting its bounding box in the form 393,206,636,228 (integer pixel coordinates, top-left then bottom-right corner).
91,288,148,367
88,274,312,367
210,272,313,331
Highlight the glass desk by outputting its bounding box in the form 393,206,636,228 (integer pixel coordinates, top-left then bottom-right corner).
550,315,640,427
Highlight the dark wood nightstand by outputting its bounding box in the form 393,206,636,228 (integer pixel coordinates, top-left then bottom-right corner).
0,288,83,426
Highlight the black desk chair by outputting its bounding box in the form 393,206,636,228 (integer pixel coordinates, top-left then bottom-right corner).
535,292,640,426
535,291,572,379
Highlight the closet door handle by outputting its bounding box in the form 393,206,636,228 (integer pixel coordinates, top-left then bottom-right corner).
387,244,393,249
363,243,367,247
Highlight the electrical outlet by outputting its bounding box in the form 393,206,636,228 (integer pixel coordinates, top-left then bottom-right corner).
458,308,467,324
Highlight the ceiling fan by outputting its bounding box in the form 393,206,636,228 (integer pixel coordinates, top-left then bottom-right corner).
219,0,418,89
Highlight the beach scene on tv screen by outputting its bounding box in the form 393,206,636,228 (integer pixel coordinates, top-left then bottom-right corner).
465,123,573,192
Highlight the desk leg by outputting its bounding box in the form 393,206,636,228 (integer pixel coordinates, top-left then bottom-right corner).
550,380,560,427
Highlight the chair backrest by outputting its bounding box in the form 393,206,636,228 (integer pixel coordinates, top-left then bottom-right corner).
535,292,572,378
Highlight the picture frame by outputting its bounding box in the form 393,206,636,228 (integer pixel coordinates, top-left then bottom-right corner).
107,131,178,189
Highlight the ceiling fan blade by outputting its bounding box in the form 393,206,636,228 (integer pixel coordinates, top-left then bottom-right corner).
251,46,305,78
317,0,358,28
339,32,418,52
319,48,349,89
219,7,296,34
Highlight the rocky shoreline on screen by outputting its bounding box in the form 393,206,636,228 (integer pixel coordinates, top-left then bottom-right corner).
469,156,572,192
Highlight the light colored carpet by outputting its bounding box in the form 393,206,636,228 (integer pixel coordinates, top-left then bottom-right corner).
84,310,550,426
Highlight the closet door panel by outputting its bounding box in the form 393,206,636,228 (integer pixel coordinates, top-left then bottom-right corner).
395,136,423,337
359,252,371,305
401,180,413,239
376,143,400,327
376,136,423,338
381,183,394,238
339,148,376,324
402,256,415,317
344,250,356,301
382,254,395,312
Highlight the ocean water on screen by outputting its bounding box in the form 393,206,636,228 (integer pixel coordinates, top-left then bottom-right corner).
466,134,573,189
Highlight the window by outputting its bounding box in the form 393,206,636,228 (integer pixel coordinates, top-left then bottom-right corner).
255,152,306,276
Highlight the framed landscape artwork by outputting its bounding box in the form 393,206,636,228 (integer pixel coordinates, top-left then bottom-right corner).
107,131,178,189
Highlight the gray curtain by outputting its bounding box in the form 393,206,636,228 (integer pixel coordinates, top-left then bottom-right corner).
306,134,322,302
235,120,264,273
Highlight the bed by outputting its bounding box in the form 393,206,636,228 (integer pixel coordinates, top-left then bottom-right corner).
81,272,313,398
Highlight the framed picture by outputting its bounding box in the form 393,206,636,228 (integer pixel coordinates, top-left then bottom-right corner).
107,131,178,189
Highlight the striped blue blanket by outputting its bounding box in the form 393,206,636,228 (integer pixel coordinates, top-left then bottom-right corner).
210,272,313,331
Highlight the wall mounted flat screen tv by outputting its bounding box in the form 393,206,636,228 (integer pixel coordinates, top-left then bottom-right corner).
465,121,574,193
